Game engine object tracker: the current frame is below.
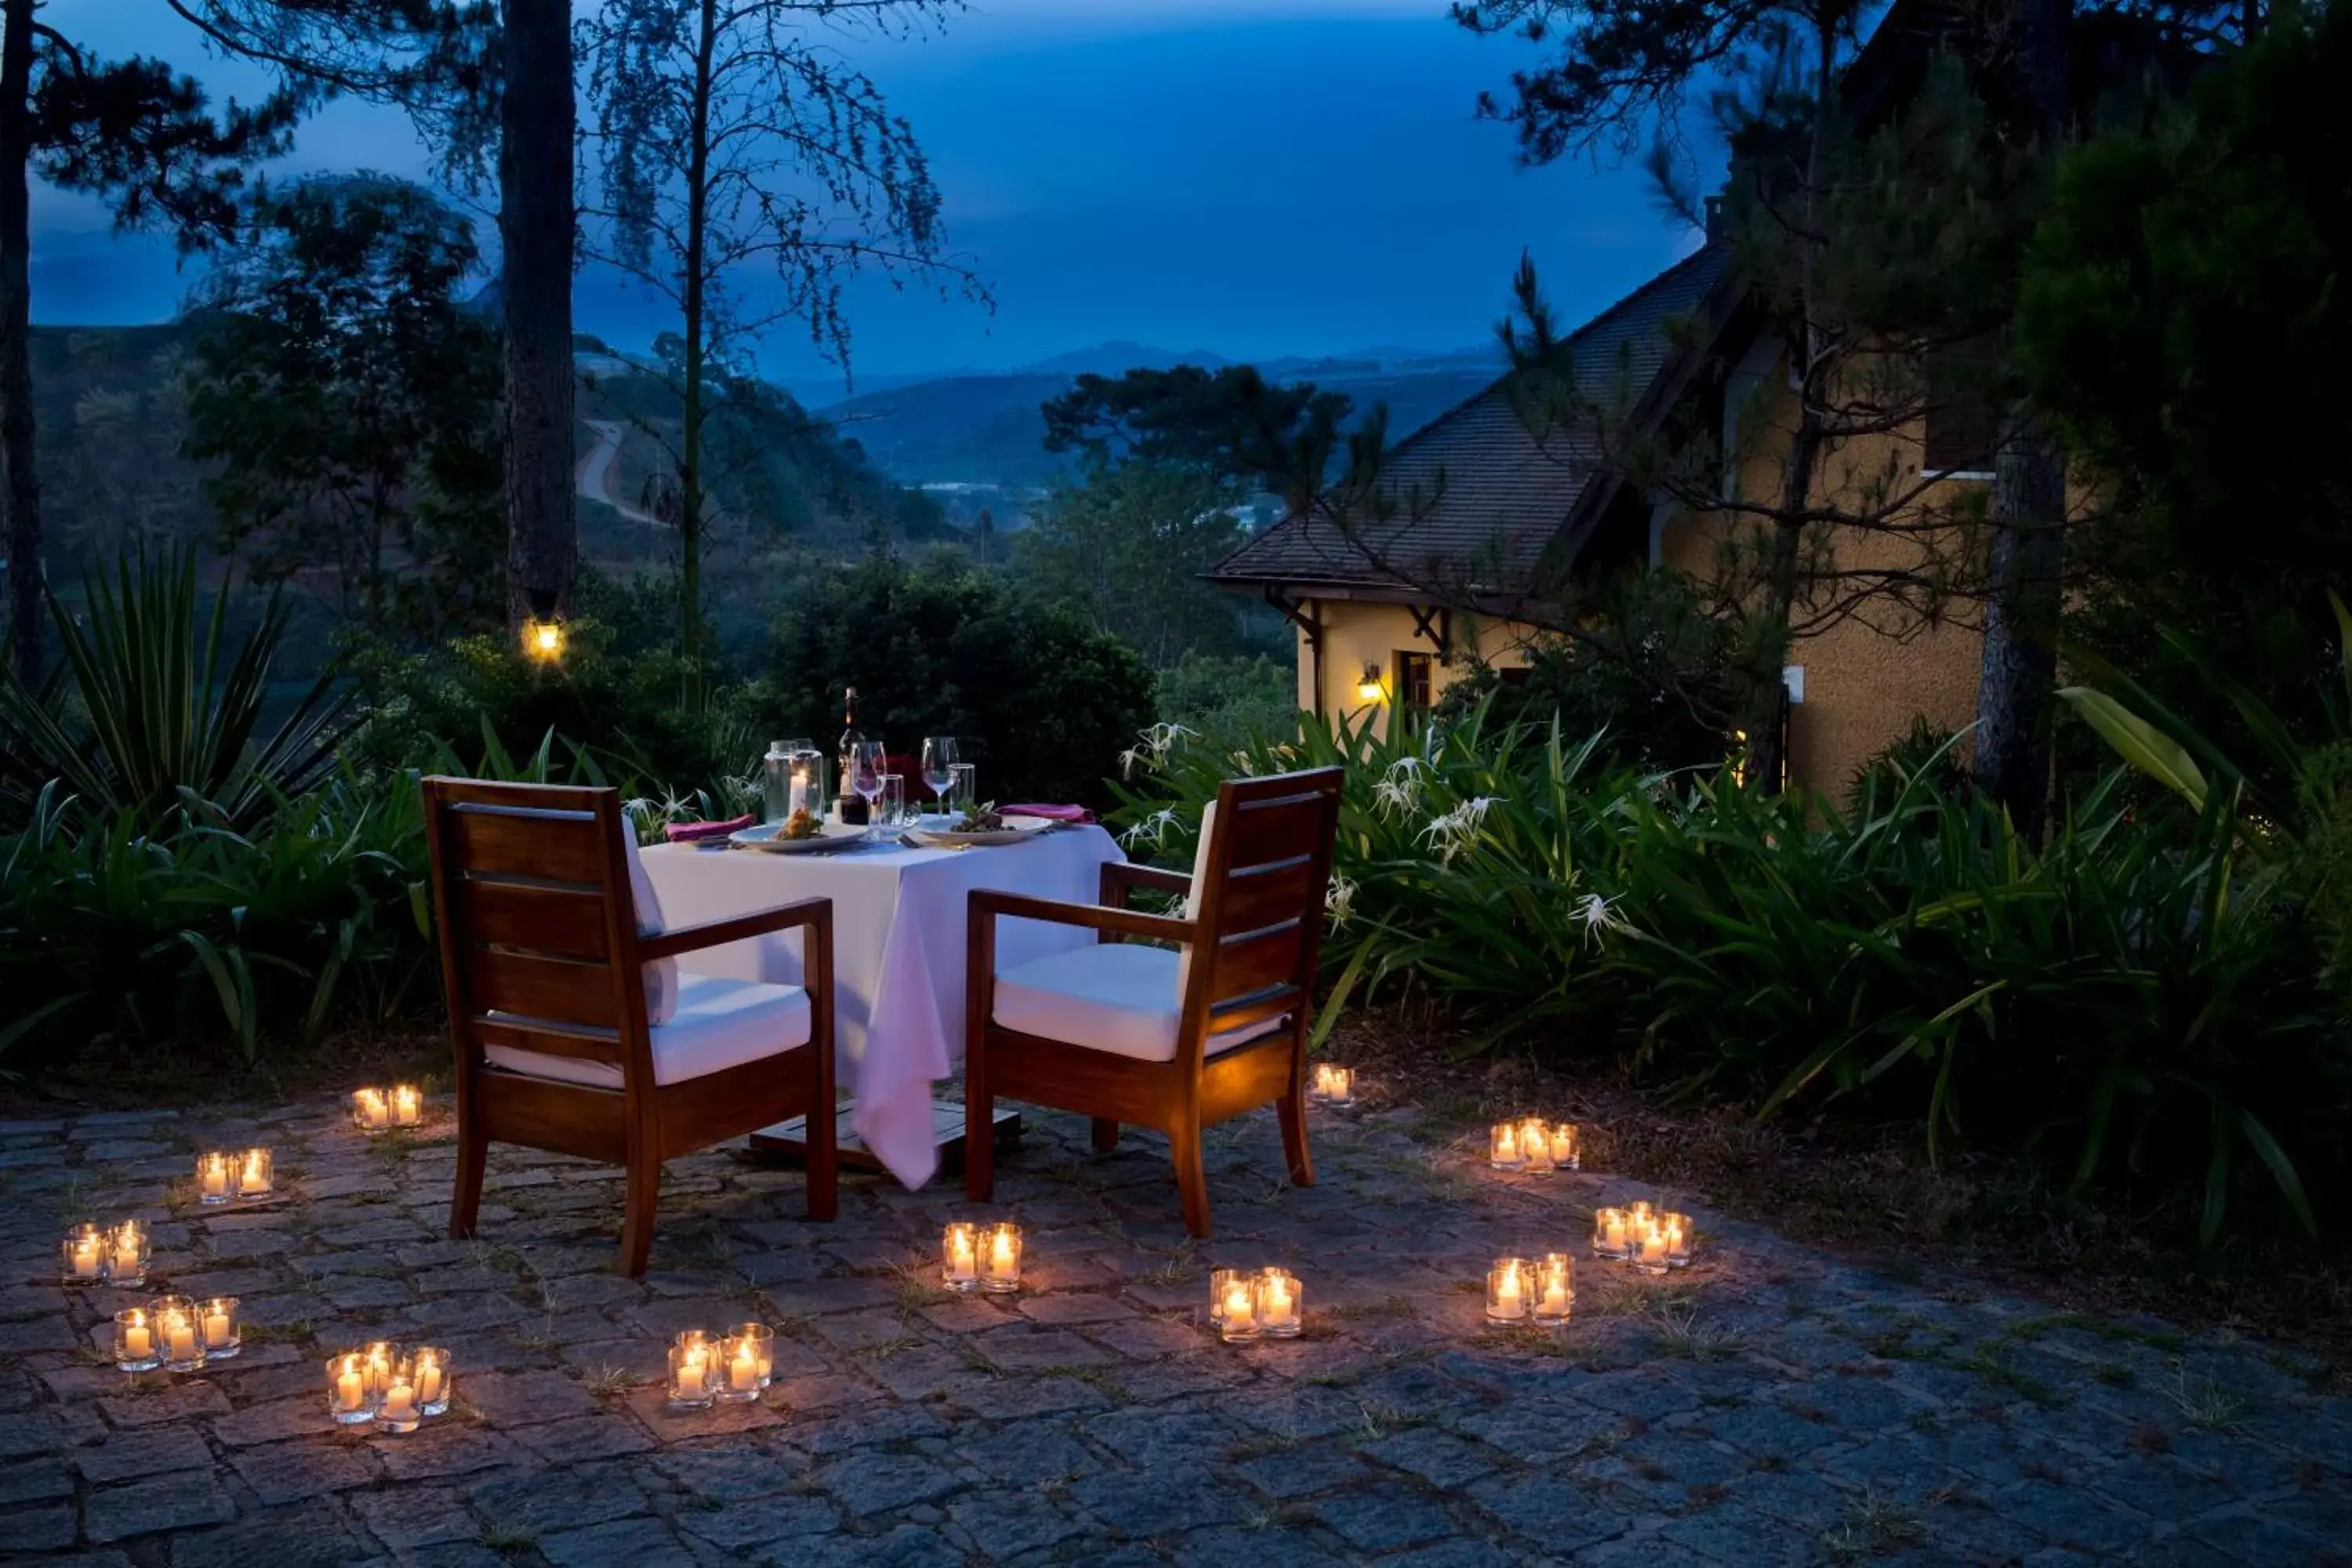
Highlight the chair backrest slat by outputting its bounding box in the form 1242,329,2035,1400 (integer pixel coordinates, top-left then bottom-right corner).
465,947,622,1029
1189,768,1344,1031
458,880,612,960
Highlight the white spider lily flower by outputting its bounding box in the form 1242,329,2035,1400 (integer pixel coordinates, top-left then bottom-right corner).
1230,750,1258,776
1418,795,1497,863
1118,720,1198,779
1324,873,1358,928
1372,755,1428,819
1573,891,1632,942
1118,807,1183,849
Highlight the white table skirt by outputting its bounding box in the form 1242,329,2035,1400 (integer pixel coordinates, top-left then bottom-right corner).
640,826,1123,1187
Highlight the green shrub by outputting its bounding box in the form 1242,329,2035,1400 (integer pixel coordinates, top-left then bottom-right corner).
1153,652,1297,739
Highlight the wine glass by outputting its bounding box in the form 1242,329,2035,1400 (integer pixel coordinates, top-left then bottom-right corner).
921,737,960,809
849,741,887,818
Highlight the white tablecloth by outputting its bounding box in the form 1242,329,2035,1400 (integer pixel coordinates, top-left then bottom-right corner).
640,826,1123,1187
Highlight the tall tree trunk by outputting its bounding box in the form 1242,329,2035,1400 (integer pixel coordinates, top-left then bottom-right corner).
1972,0,2074,837
1,0,40,686
499,0,577,631
677,0,716,710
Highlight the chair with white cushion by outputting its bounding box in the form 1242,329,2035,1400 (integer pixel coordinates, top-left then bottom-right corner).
422,778,836,1276
964,767,1344,1236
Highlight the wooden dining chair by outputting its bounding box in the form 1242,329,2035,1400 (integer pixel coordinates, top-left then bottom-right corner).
421,778,837,1276
963,766,1345,1236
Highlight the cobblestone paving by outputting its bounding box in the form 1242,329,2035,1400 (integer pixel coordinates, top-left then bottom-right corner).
2,1095,2348,1566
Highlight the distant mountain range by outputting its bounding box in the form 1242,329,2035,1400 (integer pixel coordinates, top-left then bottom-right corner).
796,339,1508,490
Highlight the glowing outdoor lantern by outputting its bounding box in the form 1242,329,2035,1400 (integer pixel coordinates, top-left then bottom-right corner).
522,590,566,664
1356,662,1385,703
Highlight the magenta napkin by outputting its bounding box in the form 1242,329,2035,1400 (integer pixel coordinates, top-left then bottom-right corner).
1000,803,1095,824
663,814,757,844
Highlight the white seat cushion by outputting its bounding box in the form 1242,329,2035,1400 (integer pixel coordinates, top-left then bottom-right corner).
994,941,1282,1064
622,832,679,1025
487,972,811,1089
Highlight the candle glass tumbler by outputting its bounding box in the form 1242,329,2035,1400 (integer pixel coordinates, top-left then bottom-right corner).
1488,1123,1525,1171
1208,1267,1243,1325
1662,1214,1693,1269
327,1351,379,1425
351,1087,391,1134
1218,1276,1261,1343
412,1347,452,1415
104,1221,150,1289
391,1086,424,1128
717,1327,770,1403
1592,1207,1632,1261
980,1222,1022,1294
1486,1258,1532,1325
60,1224,106,1283
197,1152,234,1205
1547,1121,1581,1171
114,1308,162,1372
942,1222,980,1293
200,1298,241,1360
376,1353,423,1434
152,1296,205,1372
1255,1268,1304,1338
1518,1117,1554,1174
235,1147,273,1199
733,1323,774,1388
1532,1254,1576,1327
668,1340,718,1410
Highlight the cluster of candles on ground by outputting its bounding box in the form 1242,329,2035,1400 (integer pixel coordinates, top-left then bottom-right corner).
59,1220,153,1286
326,1342,453,1433
1592,1200,1693,1275
665,1326,776,1409
1488,1116,1581,1173
113,1295,243,1371
1209,1265,1305,1343
1308,1063,1356,1107
940,1221,1024,1294
195,1147,273,1204
351,1085,425,1133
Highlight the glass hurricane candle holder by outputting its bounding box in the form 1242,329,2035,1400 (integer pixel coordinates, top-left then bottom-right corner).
1218,1274,1260,1343
1632,1214,1671,1276
1532,1254,1576,1327
1486,1258,1532,1325
114,1307,161,1372
942,1222,979,1293
376,1353,423,1433
1518,1117,1555,1174
667,1338,717,1409
60,1224,105,1283
717,1327,768,1403
1310,1063,1355,1106
351,1087,391,1134
980,1222,1022,1294
1661,1213,1693,1269
327,1351,379,1425
412,1347,451,1414
1256,1268,1303,1338
197,1152,234,1205
1208,1267,1243,1325
361,1341,400,1403
1628,1200,1655,1229
391,1084,423,1128
730,1323,773,1388
1547,1121,1581,1171
152,1296,205,1372
105,1221,150,1289
200,1298,240,1360
1488,1122,1525,1171
1592,1207,1631,1261
235,1147,272,1199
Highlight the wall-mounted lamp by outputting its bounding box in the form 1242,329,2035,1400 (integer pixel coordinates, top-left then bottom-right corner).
1356,662,1386,704
521,588,566,664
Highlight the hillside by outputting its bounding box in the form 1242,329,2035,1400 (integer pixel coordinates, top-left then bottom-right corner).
818,342,1508,489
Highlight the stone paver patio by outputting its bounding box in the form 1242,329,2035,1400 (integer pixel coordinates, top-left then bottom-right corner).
2,1094,2347,1566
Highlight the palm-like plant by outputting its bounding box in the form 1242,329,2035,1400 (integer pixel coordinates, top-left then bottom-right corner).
0,547,351,829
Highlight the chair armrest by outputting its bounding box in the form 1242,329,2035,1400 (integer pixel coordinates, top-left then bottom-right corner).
637,896,831,960
1100,861,1193,907
971,887,1196,945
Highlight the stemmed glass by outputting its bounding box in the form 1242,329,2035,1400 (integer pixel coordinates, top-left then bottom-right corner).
849,741,887,824
921,737,960,813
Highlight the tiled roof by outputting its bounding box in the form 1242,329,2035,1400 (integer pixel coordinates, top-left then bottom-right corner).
1210,243,1730,593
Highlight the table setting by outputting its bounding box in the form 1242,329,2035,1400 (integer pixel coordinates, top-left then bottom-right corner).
637,731,1123,1189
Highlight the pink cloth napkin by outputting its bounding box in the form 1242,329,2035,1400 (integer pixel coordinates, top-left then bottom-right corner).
663,814,757,844
1000,803,1095,824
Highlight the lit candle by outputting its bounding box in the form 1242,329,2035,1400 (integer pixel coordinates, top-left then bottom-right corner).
107,1221,146,1285
414,1349,448,1414
237,1148,270,1198
1533,1253,1574,1326
1548,1121,1580,1171
942,1222,978,1291
164,1309,199,1367
1323,1065,1353,1106
731,1324,774,1386
1486,1258,1530,1323
392,1085,423,1127
1220,1278,1259,1342
1635,1218,1670,1275
201,1298,236,1353
64,1226,103,1280
1257,1268,1302,1338
1519,1116,1554,1173
329,1352,372,1423
668,1338,716,1408
1489,1122,1523,1171
363,1341,397,1398
981,1223,1022,1294
730,1338,759,1392
198,1153,230,1203
381,1379,418,1426
1662,1213,1693,1269
1594,1207,1629,1258
352,1088,390,1132
115,1309,156,1370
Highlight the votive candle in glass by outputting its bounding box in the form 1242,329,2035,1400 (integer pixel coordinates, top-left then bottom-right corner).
1532,1253,1575,1327
1325,1065,1354,1106
327,1351,378,1425
942,1221,979,1293
730,1323,773,1388
1628,1200,1655,1230
718,1328,766,1403
60,1224,104,1283
1661,1213,1693,1269
362,1341,400,1402
667,1338,717,1409
200,1297,241,1359
1592,1207,1631,1260
197,1152,233,1205
153,1296,205,1372
1486,1258,1531,1324
1488,1121,1525,1171
114,1307,161,1372
1547,1121,1581,1171
105,1221,149,1289
1519,1116,1555,1174
413,1346,451,1414
980,1222,1022,1294
351,1087,391,1133
1218,1275,1260,1343
235,1147,272,1199
1208,1267,1243,1325
378,1353,423,1433
391,1084,423,1128
1632,1215,1671,1276
1257,1268,1303,1338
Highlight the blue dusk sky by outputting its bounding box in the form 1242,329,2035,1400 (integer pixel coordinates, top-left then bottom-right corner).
36,0,1708,387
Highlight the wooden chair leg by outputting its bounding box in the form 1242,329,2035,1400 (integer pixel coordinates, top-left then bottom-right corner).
1278,1086,1316,1189
619,1158,662,1278
1171,1115,1212,1238
1091,1117,1120,1153
448,1120,488,1240
964,1058,996,1203
806,1102,838,1224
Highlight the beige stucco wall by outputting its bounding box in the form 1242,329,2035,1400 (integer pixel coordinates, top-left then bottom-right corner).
1295,600,1537,731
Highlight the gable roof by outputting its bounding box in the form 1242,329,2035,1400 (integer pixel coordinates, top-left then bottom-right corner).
1209,241,1732,598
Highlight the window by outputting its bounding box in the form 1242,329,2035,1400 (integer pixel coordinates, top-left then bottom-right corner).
1393,650,1433,713
1922,345,2000,477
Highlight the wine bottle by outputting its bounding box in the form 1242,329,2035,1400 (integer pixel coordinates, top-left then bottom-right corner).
836,685,868,825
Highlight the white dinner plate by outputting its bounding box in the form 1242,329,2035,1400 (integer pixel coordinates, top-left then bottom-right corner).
904,816,1060,849
728,821,873,854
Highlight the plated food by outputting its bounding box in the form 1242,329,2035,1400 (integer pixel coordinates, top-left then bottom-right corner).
906,804,1058,849
728,817,871,854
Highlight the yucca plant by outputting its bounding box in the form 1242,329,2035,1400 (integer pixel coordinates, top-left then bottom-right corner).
0,546,351,832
